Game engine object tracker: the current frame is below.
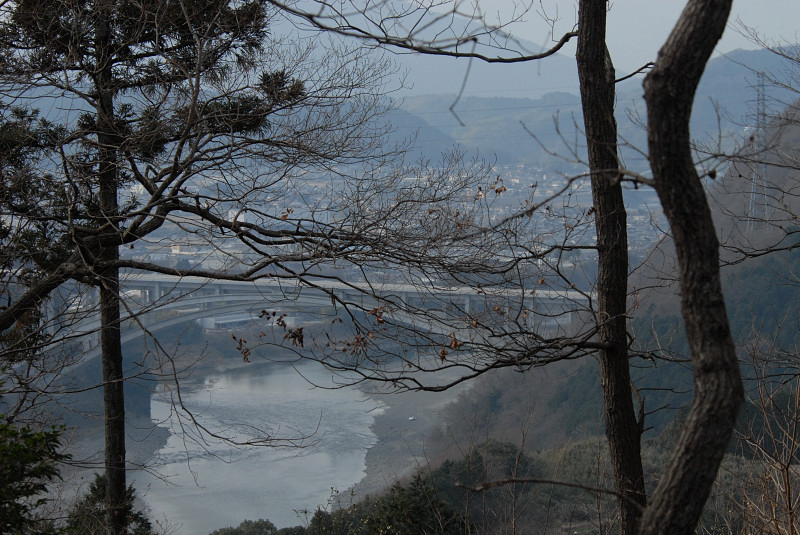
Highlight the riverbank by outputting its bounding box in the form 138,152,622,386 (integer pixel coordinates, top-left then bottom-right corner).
352,378,472,498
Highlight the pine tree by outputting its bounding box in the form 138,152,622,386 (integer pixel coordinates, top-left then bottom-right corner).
0,2,399,533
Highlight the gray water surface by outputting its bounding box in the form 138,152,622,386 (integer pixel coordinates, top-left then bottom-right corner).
136,361,382,533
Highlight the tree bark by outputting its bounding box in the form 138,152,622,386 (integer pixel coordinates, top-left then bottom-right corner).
575,2,646,533
640,1,743,533
95,4,127,534
100,271,125,535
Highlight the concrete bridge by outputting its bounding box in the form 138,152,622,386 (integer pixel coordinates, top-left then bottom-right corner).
60,271,591,356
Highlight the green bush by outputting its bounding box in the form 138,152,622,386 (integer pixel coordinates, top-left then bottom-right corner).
0,397,68,534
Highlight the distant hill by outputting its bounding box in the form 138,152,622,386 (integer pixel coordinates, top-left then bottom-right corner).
396,50,579,99
399,91,583,168
382,107,460,161
394,47,798,169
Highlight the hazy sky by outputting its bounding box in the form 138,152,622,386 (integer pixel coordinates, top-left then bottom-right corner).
488,0,800,72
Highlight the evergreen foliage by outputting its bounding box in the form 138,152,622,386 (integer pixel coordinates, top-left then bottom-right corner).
211,471,469,535
208,518,278,535
65,473,152,535
364,474,464,535
0,408,67,535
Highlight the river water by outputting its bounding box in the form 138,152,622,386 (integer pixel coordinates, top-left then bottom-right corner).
135,361,383,534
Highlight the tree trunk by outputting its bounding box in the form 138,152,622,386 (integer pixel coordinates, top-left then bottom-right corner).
100,275,125,535
576,2,646,533
95,4,127,534
640,1,743,533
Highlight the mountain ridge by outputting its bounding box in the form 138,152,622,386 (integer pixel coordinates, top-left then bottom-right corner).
391,47,797,168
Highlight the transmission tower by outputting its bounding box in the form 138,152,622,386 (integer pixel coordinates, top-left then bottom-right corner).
747,71,769,232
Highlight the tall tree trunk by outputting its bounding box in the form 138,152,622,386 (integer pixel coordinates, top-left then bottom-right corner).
100,269,125,535
95,3,127,534
576,2,646,533
640,1,743,533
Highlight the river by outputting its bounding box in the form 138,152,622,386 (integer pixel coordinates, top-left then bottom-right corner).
135,361,383,534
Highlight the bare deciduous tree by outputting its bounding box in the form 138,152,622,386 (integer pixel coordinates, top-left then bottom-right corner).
639,2,743,533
